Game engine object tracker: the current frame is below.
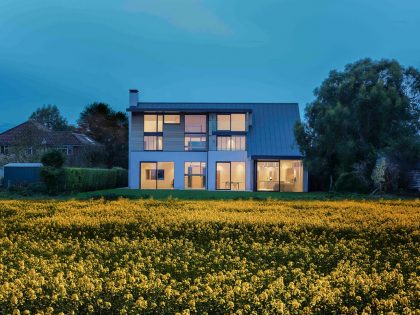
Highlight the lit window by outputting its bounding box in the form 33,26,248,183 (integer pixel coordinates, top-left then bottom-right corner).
217,115,230,130
185,135,206,151
141,162,174,189
217,136,246,151
185,115,206,133
231,114,246,131
144,136,163,151
216,162,246,191
164,115,180,124
184,162,206,189
217,114,246,131
144,114,163,132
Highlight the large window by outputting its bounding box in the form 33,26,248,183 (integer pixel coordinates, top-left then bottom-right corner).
185,115,206,133
144,114,163,132
144,136,163,151
217,136,246,151
164,114,180,124
216,162,246,191
256,160,303,192
185,115,207,151
184,162,206,189
216,114,246,132
185,135,207,151
140,162,174,189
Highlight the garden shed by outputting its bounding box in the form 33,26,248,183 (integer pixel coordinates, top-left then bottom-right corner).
3,163,43,187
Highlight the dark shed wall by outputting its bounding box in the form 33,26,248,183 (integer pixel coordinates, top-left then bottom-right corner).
3,166,42,186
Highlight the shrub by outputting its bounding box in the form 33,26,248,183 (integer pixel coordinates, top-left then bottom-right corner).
41,150,65,168
335,172,370,193
64,167,127,192
40,166,64,194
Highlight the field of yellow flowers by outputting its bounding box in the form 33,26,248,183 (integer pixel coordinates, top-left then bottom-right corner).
0,198,419,314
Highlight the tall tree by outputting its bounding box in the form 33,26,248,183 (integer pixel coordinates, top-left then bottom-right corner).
78,103,128,168
30,105,71,131
294,58,420,190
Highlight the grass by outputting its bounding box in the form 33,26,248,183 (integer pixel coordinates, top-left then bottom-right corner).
1,187,415,201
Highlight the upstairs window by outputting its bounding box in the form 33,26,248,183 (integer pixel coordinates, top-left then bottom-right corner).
216,114,246,131
144,114,163,132
185,135,207,151
185,115,206,133
217,136,246,151
164,114,180,124
144,136,163,151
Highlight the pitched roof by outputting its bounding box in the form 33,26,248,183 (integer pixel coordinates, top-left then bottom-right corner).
0,120,98,146
128,102,302,157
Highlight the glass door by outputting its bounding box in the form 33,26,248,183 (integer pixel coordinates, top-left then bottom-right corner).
216,162,245,191
257,161,280,191
140,162,174,189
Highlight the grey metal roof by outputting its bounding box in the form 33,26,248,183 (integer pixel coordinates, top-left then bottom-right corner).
128,102,302,157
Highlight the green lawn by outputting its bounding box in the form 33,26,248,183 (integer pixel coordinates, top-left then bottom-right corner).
70,188,413,200
1,187,415,201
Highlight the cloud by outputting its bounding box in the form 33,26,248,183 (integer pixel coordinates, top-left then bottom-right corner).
123,0,230,35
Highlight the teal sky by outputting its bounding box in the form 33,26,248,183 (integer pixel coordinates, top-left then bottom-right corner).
0,0,419,129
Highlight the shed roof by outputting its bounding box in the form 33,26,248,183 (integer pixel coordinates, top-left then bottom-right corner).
128,102,302,157
4,163,43,167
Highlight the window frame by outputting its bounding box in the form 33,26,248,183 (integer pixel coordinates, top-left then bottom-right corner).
216,161,246,191
184,114,208,151
216,113,246,132
140,161,174,190
144,114,163,133
0,145,9,155
184,162,207,190
143,135,163,151
164,114,180,124
217,135,246,151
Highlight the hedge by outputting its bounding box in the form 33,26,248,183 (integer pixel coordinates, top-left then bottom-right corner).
63,167,128,192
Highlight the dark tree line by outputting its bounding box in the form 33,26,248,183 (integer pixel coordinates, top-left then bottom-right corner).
30,103,128,169
295,58,420,192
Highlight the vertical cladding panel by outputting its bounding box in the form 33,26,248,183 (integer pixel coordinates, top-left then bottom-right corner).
131,113,143,151
163,115,185,151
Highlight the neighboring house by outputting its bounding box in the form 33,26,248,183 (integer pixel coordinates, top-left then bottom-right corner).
127,90,308,192
0,120,98,158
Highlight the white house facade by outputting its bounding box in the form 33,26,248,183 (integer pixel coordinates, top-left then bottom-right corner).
127,90,308,192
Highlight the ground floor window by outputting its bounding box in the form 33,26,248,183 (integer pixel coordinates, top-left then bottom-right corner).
184,162,206,189
256,160,303,192
216,161,246,190
140,162,174,189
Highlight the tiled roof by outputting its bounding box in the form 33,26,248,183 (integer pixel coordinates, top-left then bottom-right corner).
0,120,98,147
128,102,302,157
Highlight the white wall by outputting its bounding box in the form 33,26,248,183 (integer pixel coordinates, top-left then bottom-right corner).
129,151,207,189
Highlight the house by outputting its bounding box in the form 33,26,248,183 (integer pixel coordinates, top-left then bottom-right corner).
127,89,308,192
0,120,98,158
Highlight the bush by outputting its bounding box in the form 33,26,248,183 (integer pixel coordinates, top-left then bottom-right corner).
335,172,370,193
40,167,65,194
64,167,128,192
41,150,65,168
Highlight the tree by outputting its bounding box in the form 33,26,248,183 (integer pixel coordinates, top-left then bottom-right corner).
295,58,420,191
78,103,128,168
30,105,71,131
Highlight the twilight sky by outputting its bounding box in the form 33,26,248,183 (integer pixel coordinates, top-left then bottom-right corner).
0,0,419,130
